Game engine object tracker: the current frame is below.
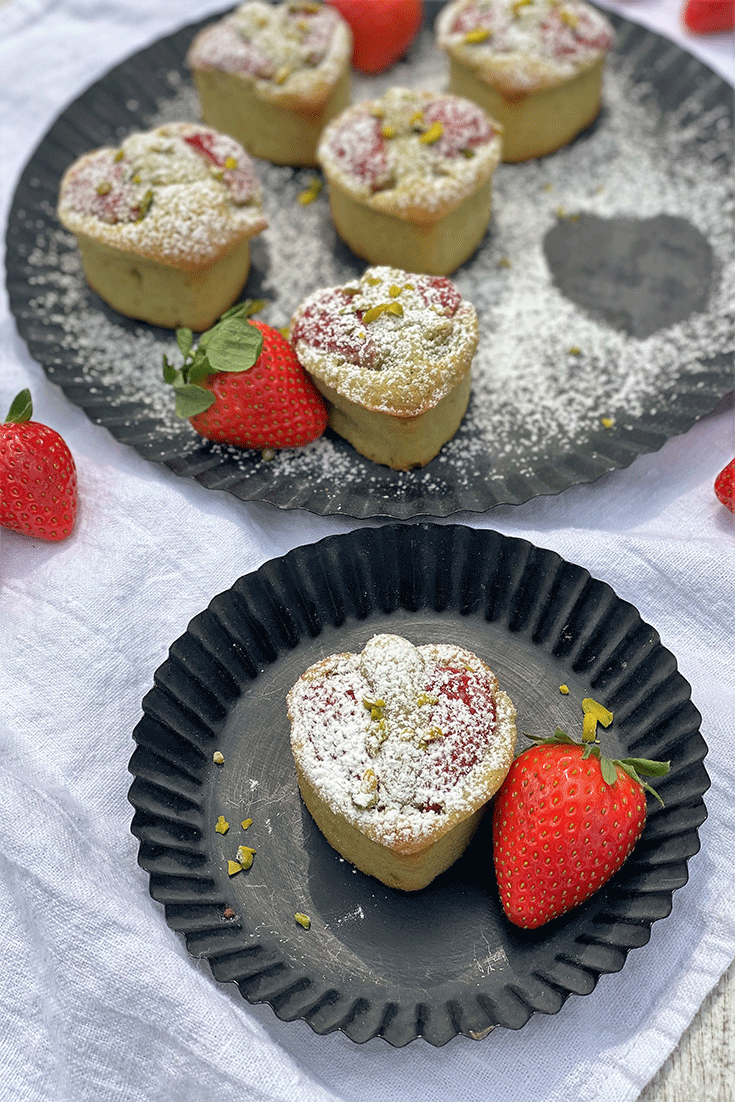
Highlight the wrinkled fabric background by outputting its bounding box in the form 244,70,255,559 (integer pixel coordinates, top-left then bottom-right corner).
1,2,733,1100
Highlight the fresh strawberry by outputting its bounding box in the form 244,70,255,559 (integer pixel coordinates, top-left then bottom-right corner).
714,457,735,513
164,302,327,450
326,0,424,74
682,1,735,34
0,389,78,542
492,721,669,929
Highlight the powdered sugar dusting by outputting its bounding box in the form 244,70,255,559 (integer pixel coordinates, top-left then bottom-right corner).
290,266,478,414
15,23,734,513
287,635,516,848
57,122,266,267
187,0,351,104
318,86,502,215
437,0,616,95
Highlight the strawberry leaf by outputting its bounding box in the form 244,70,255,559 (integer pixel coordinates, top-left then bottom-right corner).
600,756,618,785
172,383,216,419
621,757,671,777
176,328,194,359
4,388,33,424
187,352,214,386
162,357,179,385
204,316,263,374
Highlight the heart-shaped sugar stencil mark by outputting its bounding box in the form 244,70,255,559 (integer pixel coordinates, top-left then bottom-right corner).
543,213,714,339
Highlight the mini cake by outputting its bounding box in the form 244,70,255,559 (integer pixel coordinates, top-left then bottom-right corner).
436,0,615,162
186,0,353,167
289,265,479,469
288,633,517,891
57,122,267,330
317,86,503,275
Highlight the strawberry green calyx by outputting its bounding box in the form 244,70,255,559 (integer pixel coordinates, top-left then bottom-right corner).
163,301,265,419
524,727,670,806
4,389,33,424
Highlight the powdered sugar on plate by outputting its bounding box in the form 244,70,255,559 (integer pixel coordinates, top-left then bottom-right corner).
10,16,733,516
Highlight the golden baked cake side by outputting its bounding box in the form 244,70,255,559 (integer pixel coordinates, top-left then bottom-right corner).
317,86,503,274
436,0,615,162
57,123,267,330
290,265,479,469
187,0,353,166
288,634,518,891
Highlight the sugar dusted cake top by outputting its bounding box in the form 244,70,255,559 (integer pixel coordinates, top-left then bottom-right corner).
287,634,517,851
317,86,503,220
436,0,615,96
290,265,479,416
57,123,267,270
186,0,352,107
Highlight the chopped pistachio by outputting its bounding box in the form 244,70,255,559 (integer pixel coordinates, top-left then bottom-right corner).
568,345,582,355
114,149,125,162
241,818,253,830
213,750,225,764
419,122,443,145
294,912,311,929
418,726,444,749
497,256,512,269
224,156,238,170
236,845,256,870
600,416,615,428
297,178,322,205
215,815,229,835
582,711,598,743
362,302,403,323
417,693,438,706
464,27,492,43
95,180,112,196
227,860,242,876
559,684,570,695
136,189,153,222
460,147,476,158
582,698,614,727
561,8,579,28
261,448,276,461
381,124,397,139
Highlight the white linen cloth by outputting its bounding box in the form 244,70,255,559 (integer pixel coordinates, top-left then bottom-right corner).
1,2,733,1100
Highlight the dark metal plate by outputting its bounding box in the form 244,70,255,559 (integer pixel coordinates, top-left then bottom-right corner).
128,524,709,1045
6,5,733,517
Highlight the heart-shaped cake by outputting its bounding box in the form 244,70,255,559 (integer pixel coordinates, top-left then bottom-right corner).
287,633,517,890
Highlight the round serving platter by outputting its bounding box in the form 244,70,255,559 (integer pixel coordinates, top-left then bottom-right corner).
5,4,734,518
127,524,709,1046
